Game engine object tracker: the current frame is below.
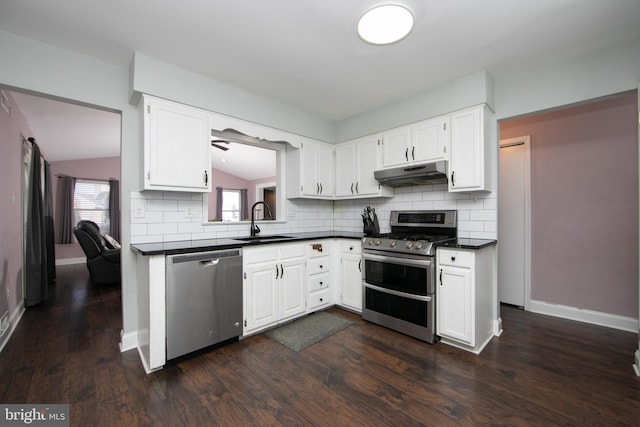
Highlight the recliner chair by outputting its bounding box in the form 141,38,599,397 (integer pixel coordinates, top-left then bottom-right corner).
74,220,121,285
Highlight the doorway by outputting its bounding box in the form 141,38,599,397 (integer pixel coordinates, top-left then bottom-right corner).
498,135,531,309
6,88,122,295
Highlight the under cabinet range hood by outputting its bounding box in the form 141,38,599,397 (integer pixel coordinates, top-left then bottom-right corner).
374,160,448,186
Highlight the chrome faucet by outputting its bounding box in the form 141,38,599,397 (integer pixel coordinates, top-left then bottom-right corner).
250,201,273,236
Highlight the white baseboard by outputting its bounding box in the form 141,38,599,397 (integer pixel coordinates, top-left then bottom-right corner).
55,257,85,266
119,329,138,352
0,301,26,354
530,300,638,333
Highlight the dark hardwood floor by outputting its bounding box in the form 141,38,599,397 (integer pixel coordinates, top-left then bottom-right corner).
1,264,639,426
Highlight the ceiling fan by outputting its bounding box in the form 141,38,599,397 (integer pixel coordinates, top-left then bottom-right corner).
211,140,230,151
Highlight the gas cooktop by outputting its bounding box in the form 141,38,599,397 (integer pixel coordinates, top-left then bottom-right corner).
362,210,457,256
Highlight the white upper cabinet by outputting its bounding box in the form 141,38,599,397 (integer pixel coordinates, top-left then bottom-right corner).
335,135,393,198
287,139,334,199
381,116,450,168
381,125,412,167
411,116,450,164
448,105,491,192
142,95,212,192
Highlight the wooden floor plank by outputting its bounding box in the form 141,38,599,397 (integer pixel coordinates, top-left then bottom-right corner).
1,265,639,426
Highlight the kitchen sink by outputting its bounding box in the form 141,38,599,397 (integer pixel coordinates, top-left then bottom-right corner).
234,235,293,242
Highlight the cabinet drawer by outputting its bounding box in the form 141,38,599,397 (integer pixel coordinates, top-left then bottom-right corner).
341,241,361,253
308,289,331,310
308,274,330,292
308,257,330,275
306,241,329,258
438,249,473,268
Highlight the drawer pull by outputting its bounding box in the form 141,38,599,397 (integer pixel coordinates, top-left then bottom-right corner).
451,256,456,261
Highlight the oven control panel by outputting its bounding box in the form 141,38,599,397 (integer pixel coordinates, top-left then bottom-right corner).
363,237,437,256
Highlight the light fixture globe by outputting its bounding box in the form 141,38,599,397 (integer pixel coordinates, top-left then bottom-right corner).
357,4,414,45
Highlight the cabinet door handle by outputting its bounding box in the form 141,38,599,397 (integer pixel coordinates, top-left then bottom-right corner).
350,183,354,194
316,183,320,194
204,170,208,185
275,265,280,279
439,269,443,285
411,146,415,160
451,171,455,187
320,183,323,194
358,259,361,272
405,147,408,161
280,264,284,278
355,182,359,193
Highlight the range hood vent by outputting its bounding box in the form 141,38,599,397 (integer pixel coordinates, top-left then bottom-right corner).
374,161,448,187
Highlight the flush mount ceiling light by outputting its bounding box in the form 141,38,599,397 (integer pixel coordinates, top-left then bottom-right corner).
357,4,414,45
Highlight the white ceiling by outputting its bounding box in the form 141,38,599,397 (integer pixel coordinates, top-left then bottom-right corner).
2,0,639,165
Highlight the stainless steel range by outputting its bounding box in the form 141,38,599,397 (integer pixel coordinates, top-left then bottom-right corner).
362,210,457,343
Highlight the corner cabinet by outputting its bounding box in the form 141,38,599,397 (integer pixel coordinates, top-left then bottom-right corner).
243,243,307,335
286,139,334,199
141,95,212,192
436,246,495,354
335,135,393,199
448,105,491,192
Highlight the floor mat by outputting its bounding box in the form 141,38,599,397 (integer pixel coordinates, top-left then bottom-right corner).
264,311,354,352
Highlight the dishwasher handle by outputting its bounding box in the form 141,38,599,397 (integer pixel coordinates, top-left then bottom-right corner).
167,249,242,265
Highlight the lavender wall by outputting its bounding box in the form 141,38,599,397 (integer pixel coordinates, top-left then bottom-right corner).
0,90,33,319
207,168,276,221
500,93,638,318
49,156,120,261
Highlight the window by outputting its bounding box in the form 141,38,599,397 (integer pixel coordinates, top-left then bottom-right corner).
74,179,110,234
221,189,241,222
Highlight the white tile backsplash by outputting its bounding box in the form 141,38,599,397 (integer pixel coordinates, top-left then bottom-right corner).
130,187,497,244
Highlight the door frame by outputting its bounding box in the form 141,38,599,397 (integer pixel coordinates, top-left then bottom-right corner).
498,135,531,311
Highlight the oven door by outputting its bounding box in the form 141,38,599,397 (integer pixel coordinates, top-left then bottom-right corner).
362,250,436,343
362,251,434,295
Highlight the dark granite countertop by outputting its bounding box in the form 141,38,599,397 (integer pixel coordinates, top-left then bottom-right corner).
437,238,497,250
131,231,363,256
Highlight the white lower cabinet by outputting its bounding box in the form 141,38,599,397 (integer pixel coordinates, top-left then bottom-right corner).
436,246,495,353
243,243,306,335
306,241,332,311
339,240,362,312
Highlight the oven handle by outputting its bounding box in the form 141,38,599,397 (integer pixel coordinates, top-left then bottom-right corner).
364,283,433,302
362,251,433,268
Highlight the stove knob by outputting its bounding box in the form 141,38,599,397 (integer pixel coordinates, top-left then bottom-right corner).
405,241,413,249
367,239,374,245
389,241,397,248
415,242,424,250
375,240,382,246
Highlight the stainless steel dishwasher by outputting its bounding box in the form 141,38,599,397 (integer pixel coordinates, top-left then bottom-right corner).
166,248,243,360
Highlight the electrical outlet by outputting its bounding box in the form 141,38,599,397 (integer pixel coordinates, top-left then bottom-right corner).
132,199,145,218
